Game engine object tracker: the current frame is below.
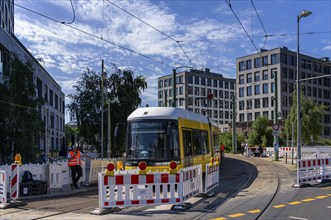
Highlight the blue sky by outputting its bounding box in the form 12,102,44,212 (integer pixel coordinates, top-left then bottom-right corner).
14,0,330,121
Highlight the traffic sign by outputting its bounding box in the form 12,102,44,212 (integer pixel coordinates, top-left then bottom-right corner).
272,124,279,131
272,130,280,136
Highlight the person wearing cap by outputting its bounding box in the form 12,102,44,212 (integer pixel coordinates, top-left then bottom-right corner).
68,145,83,189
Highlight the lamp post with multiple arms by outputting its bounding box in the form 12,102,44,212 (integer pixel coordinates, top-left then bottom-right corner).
172,66,193,107
297,10,312,161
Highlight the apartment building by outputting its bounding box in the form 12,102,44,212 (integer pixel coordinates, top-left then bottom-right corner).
158,68,236,129
236,46,331,138
1,0,65,152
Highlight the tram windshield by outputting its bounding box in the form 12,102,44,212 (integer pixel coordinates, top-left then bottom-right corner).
127,120,179,161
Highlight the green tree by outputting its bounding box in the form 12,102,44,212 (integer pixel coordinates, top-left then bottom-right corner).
0,54,44,163
248,116,273,147
285,90,325,144
67,68,147,157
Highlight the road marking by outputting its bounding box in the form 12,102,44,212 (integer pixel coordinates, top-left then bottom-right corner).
289,216,308,220
302,198,316,202
315,195,328,199
287,201,302,205
327,206,331,209
273,204,287,208
227,213,246,218
247,209,260,213
210,217,227,220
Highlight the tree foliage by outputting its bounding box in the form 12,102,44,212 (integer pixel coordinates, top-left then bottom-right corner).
284,89,325,144
247,116,273,147
0,54,44,164
66,68,147,157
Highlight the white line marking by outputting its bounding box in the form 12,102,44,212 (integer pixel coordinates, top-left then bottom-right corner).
289,216,308,220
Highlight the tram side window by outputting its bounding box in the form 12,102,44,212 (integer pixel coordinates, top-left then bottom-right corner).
201,131,209,154
170,128,180,158
192,130,208,155
183,130,192,157
192,130,202,155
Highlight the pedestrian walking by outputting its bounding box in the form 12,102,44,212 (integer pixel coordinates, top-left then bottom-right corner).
220,143,225,159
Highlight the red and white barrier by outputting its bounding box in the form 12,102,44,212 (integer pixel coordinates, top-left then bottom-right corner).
98,171,183,209
0,170,7,204
10,164,19,201
205,163,219,193
181,165,203,201
298,157,331,185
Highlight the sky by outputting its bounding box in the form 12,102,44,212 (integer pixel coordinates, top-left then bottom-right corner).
13,0,331,122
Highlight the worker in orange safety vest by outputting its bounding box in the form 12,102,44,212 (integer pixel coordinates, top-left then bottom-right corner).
68,145,83,189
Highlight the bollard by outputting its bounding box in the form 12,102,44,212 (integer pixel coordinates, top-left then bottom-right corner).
285,153,287,163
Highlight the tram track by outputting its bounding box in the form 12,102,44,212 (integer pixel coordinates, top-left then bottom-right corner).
192,158,255,220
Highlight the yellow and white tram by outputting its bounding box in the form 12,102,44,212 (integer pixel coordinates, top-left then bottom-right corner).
124,107,220,172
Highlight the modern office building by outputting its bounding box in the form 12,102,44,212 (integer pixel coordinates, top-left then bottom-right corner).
158,68,236,130
236,46,331,138
1,0,65,153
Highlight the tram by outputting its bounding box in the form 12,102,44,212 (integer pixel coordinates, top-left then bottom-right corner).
123,107,220,172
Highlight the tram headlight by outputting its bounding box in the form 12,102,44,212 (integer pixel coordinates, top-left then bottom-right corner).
138,161,147,175
169,160,178,174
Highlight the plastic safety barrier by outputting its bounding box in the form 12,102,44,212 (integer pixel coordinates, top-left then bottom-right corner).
181,165,202,200
205,163,219,193
298,157,331,185
99,171,183,209
0,170,7,204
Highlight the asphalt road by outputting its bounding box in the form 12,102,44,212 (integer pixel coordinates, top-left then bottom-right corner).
0,154,330,220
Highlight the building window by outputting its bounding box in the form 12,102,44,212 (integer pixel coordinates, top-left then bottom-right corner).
239,100,245,110
263,111,269,118
219,80,223,88
158,80,163,88
282,68,287,79
219,90,223,98
283,96,288,107
50,89,54,106
247,86,252,96
239,74,244,84
271,54,278,64
263,70,268,80
239,61,245,71
254,85,260,95
194,76,199,85
194,87,200,96
255,112,260,119
213,79,218,87
289,69,294,79
225,82,229,89
263,97,269,108
254,57,262,68
164,79,168,87
247,73,252,83
255,99,260,108
159,91,163,99
263,83,268,94
281,53,287,64
282,82,287,93
201,77,205,86
262,56,268,66
207,78,212,86
246,99,252,109
239,114,244,122
55,94,58,110
230,82,235,90
289,55,295,66
179,86,183,95
239,87,244,97
254,72,260,82
246,59,252,70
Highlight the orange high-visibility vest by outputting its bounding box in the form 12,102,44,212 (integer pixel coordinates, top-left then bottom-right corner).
68,151,81,166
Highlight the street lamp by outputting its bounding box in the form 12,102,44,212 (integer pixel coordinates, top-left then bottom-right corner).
297,10,312,161
172,66,193,107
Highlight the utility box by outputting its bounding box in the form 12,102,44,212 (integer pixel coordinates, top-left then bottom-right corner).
20,180,47,196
